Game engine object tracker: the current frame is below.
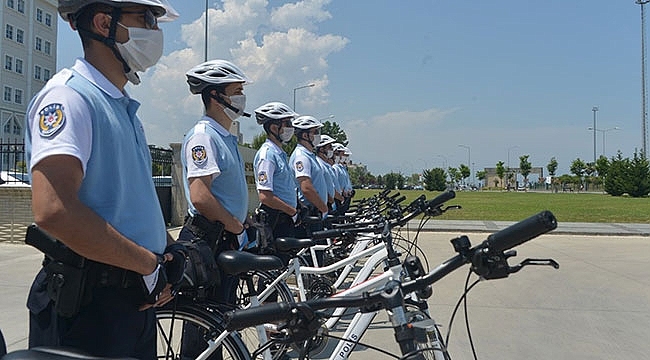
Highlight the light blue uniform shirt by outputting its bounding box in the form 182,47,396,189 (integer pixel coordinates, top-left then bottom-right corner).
334,163,353,192
290,144,328,208
25,62,167,253
181,117,249,222
254,139,297,208
316,156,337,198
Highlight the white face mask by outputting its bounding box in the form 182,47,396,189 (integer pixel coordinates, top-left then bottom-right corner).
224,94,247,121
325,149,334,159
334,155,341,163
279,127,294,143
311,134,321,148
115,24,164,84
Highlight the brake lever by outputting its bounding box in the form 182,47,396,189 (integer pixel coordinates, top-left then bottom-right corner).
508,258,560,274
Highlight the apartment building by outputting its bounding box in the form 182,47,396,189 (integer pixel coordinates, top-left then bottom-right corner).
1,0,57,142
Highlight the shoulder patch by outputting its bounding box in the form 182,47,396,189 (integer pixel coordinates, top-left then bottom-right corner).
258,171,268,185
38,103,66,137
191,145,208,165
295,161,304,172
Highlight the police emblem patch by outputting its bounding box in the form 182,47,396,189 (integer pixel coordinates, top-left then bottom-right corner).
295,161,304,172
191,145,208,165
258,171,268,185
38,103,66,137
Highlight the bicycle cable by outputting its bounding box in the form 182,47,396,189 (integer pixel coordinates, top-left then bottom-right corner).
444,268,480,358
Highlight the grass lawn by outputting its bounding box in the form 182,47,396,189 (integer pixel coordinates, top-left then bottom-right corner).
352,189,650,223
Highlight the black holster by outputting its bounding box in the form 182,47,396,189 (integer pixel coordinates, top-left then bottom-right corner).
183,214,226,255
25,224,93,318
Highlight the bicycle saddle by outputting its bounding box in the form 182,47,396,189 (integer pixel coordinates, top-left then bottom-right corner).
217,250,284,275
274,237,315,252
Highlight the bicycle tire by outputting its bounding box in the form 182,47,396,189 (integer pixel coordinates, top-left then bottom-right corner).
235,269,297,359
404,306,451,360
156,302,251,360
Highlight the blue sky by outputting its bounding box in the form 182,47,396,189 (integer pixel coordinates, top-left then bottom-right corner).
56,0,646,179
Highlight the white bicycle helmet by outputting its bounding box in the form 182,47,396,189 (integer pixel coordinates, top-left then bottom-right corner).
292,115,323,131
186,60,251,95
58,0,179,21
254,102,297,125
316,134,336,148
343,147,352,156
332,143,344,151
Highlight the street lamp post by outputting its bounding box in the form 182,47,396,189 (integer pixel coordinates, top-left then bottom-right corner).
592,106,599,163
638,0,650,157
293,83,315,112
458,144,470,185
588,126,621,157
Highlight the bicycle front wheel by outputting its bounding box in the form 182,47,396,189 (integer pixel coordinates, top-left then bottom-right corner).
404,307,451,360
156,302,251,360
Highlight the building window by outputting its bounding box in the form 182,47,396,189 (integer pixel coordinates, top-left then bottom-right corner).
15,58,22,74
43,68,51,81
44,41,51,55
4,55,12,71
35,37,42,52
45,13,52,27
6,0,14,9
16,28,23,44
34,65,41,80
14,89,22,105
3,121,10,134
13,120,21,135
36,8,43,22
5,24,13,40
16,0,24,13
4,87,12,102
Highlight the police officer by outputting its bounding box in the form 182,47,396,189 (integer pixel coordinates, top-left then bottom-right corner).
252,102,300,246
289,116,329,236
179,59,252,304
332,143,354,213
315,134,344,214
24,1,183,358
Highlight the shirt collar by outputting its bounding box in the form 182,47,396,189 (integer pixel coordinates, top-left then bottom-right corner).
71,58,126,99
265,139,285,154
201,115,233,137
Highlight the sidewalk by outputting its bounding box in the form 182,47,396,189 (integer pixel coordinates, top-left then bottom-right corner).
404,220,650,236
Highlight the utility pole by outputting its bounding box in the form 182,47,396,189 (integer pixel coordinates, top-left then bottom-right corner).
638,0,650,157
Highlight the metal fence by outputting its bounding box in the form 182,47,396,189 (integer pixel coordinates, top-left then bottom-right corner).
0,139,27,185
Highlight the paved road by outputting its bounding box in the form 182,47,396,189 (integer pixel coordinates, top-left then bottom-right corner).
2,225,649,359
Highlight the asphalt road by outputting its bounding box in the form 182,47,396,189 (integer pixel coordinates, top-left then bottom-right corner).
2,230,649,359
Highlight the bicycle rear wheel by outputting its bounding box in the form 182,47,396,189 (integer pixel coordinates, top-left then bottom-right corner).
156,302,251,360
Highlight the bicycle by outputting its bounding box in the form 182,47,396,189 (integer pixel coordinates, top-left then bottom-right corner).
154,192,458,360
206,210,560,359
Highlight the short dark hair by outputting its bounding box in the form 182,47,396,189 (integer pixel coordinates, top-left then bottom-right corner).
200,85,226,109
74,4,115,48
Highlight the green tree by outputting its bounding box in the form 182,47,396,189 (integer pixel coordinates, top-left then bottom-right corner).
547,157,558,177
495,161,505,189
423,168,447,191
447,167,460,186
384,172,403,190
458,164,470,184
476,169,487,187
626,150,650,197
595,155,610,179
519,154,532,186
251,133,267,150
321,121,348,145
604,152,628,196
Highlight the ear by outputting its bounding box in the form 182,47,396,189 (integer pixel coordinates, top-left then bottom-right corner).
91,12,112,37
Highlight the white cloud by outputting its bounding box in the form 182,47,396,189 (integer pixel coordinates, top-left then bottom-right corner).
129,0,348,147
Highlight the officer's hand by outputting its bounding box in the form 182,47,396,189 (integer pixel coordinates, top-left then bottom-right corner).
291,208,300,225
139,284,174,311
163,243,188,287
140,261,167,304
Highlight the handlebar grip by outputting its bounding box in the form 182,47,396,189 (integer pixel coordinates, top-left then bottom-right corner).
426,190,456,209
388,192,401,200
393,195,406,204
225,303,293,331
311,228,345,240
484,210,557,253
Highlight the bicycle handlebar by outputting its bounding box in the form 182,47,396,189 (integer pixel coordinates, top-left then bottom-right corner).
225,210,558,332
484,210,557,253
